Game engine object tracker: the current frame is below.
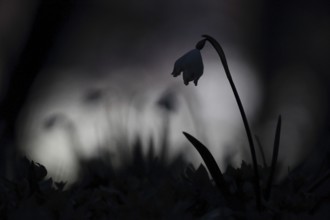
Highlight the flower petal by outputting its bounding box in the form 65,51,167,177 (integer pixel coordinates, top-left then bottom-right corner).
194,78,199,86
171,56,185,77
182,70,190,85
171,49,204,86
171,64,182,77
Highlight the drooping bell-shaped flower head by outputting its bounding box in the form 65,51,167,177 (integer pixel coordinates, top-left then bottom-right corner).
171,46,205,86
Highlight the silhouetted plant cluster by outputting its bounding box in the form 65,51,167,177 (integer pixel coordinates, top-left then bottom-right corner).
171,35,283,211
1,140,330,219
169,34,330,218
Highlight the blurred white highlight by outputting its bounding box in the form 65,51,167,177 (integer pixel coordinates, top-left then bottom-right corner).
19,49,261,183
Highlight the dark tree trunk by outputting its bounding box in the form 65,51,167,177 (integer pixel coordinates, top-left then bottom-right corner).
0,0,74,178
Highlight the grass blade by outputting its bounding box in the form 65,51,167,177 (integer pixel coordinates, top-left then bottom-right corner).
182,131,229,197
255,135,268,167
307,168,330,193
265,115,282,200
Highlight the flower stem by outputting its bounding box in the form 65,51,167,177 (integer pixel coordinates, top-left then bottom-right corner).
265,115,282,201
202,34,262,210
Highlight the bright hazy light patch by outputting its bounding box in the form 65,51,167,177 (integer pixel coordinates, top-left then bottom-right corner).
193,56,262,167
19,49,261,183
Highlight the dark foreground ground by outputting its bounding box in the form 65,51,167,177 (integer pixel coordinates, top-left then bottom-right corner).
1,138,330,220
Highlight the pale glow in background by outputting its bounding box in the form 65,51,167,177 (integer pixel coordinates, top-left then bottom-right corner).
18,51,262,183
2,0,328,185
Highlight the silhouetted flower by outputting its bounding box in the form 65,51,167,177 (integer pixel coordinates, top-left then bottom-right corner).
171,49,204,86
